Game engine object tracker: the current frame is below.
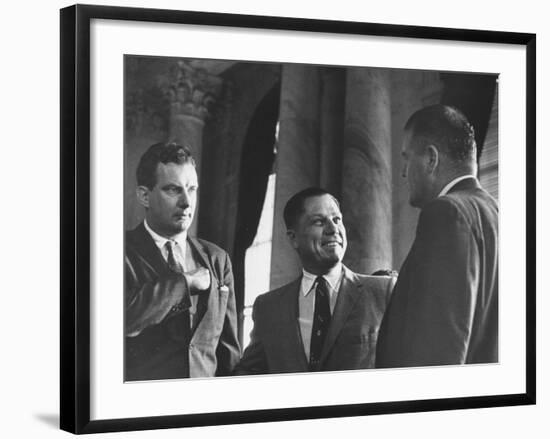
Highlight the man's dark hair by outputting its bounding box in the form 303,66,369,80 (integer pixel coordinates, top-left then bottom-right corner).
404,104,476,163
283,187,340,229
136,142,195,190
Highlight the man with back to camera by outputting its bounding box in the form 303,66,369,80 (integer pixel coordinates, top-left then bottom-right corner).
125,142,240,381
235,187,395,374
376,104,498,368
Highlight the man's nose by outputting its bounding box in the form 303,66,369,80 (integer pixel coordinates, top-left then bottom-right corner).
177,190,190,207
325,219,338,234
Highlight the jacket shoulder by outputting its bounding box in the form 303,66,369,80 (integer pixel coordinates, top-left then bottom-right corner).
436,183,497,213
343,270,395,318
126,223,145,243
354,273,395,294
424,194,464,216
193,237,229,258
254,279,300,308
346,268,396,307
125,224,153,256
422,188,497,233
417,196,469,234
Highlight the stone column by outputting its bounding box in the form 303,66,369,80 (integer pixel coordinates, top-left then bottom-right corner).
271,64,321,289
319,67,346,198
342,68,392,275
198,80,235,252
160,60,222,237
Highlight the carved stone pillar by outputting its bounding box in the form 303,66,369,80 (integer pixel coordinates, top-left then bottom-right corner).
342,68,392,275
271,64,321,289
160,60,222,237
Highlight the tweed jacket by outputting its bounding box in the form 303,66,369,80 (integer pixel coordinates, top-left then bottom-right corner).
125,223,240,380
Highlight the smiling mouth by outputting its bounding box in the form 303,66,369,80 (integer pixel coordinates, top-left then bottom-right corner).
323,241,341,247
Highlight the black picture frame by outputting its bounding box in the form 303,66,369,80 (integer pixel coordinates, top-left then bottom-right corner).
60,3,536,434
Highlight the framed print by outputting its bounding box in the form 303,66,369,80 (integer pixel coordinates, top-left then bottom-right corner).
60,4,536,434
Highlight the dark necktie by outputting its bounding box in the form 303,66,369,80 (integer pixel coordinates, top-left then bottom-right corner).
165,241,190,326
310,276,332,370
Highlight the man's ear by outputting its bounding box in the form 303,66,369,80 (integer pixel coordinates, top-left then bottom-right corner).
136,186,150,209
425,144,439,174
286,229,298,250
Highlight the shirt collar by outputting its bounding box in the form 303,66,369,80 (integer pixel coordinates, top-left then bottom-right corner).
144,219,187,250
438,175,477,198
301,264,343,297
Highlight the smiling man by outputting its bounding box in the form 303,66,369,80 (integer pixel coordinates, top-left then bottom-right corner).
125,142,240,381
235,187,394,375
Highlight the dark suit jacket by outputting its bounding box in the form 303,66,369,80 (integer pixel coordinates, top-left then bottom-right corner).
376,178,498,368
235,266,394,374
125,223,240,381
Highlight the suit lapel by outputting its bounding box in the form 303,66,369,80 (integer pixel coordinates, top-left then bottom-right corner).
127,223,168,276
279,280,309,371
319,267,362,366
187,237,215,333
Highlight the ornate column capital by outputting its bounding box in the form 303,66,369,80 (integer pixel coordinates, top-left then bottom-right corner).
158,60,223,121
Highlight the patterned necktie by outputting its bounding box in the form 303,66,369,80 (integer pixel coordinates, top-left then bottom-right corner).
165,241,184,274
165,241,189,330
310,276,332,370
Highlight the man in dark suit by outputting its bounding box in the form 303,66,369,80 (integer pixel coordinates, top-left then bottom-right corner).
125,142,240,381
376,104,498,368
235,188,394,374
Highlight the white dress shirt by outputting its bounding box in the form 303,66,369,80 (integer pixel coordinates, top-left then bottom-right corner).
438,174,477,197
298,264,344,361
144,219,187,265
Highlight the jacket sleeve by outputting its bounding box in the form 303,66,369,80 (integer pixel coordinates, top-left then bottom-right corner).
125,254,192,337
215,253,242,376
233,295,269,375
400,198,479,366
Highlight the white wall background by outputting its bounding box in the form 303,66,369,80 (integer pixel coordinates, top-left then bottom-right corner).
0,0,546,437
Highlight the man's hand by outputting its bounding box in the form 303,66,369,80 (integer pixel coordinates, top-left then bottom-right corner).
184,267,211,293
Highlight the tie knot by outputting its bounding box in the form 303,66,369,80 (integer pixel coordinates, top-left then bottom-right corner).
316,276,329,295
165,241,183,273
316,276,328,287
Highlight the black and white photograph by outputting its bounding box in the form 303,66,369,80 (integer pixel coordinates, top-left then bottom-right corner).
4,0,549,437
53,2,537,435
123,56,500,382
